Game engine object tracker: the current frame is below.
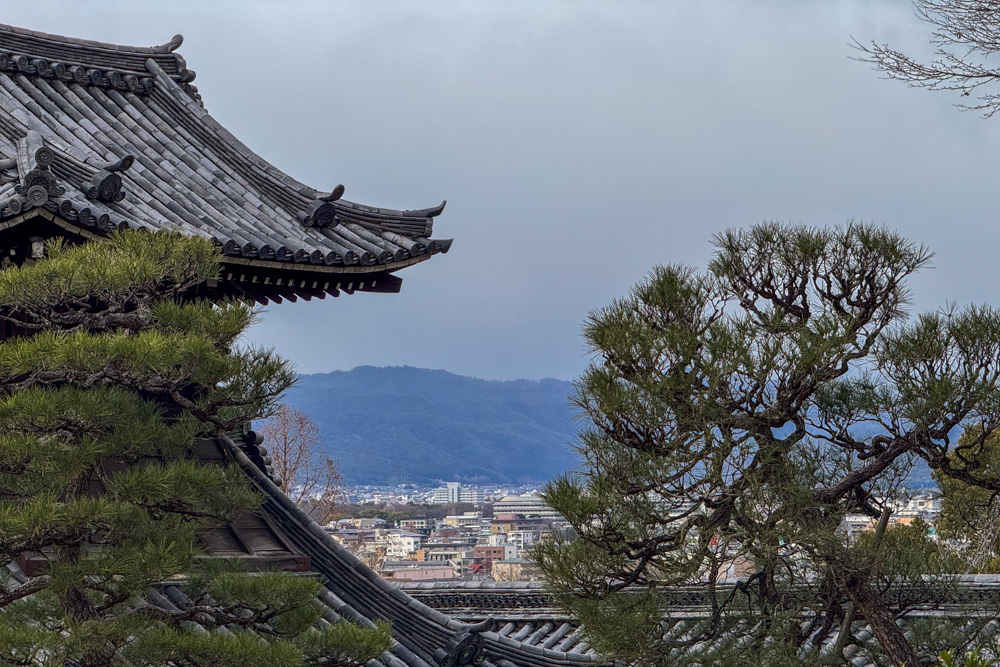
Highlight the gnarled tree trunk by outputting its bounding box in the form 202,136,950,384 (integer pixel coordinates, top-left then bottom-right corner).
829,558,922,667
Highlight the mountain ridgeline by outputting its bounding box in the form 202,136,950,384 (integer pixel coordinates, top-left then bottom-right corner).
280,367,582,485
278,367,937,487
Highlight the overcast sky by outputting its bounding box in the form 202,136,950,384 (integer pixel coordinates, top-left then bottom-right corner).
5,2,998,381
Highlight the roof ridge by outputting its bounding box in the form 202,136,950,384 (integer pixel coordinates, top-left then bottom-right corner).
0,22,183,56
223,436,602,665
0,22,189,82
0,27,451,283
143,58,449,242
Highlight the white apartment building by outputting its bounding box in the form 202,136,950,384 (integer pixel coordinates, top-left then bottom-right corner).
487,533,509,547
430,482,485,505
493,494,562,520
376,529,424,559
506,530,540,552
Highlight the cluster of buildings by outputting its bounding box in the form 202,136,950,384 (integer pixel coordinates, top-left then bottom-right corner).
840,490,943,541
342,481,542,506
634,490,946,584
330,483,945,587
325,494,567,582
329,483,946,583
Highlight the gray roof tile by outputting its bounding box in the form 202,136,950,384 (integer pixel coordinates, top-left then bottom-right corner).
0,22,451,281
225,435,605,666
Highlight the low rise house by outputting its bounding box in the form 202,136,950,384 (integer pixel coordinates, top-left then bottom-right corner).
399,517,433,533
443,511,484,528
376,529,424,559
380,562,455,581
491,558,543,582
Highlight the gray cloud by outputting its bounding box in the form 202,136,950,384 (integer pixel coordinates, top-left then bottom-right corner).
4,1,996,380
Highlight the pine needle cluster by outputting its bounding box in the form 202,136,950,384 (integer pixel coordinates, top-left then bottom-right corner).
0,232,390,666
536,223,1000,666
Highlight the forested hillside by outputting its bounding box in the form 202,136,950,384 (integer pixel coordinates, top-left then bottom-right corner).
280,366,581,484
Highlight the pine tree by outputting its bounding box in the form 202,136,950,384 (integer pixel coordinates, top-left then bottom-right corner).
535,223,1000,666
936,428,1000,572
0,232,390,667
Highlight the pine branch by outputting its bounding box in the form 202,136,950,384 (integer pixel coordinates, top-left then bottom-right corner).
0,575,49,609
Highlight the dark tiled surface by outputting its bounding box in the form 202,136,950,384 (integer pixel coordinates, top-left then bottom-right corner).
226,437,604,666
0,22,451,277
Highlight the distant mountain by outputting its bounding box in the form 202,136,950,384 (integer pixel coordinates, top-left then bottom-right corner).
277,366,939,489
280,366,581,485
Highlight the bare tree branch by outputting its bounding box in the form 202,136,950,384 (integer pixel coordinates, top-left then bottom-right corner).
260,405,344,522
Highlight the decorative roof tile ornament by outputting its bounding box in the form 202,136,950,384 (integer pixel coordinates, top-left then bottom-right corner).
7,130,64,214
84,154,134,203
435,630,488,666
299,184,345,228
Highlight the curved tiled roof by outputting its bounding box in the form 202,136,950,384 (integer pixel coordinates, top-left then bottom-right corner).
402,579,1000,666
226,437,607,667
0,22,189,84
0,23,451,283
1,434,607,667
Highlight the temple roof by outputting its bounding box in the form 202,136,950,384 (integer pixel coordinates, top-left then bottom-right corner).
401,579,1000,666
0,23,599,667
4,433,605,667
225,437,606,667
0,23,451,291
